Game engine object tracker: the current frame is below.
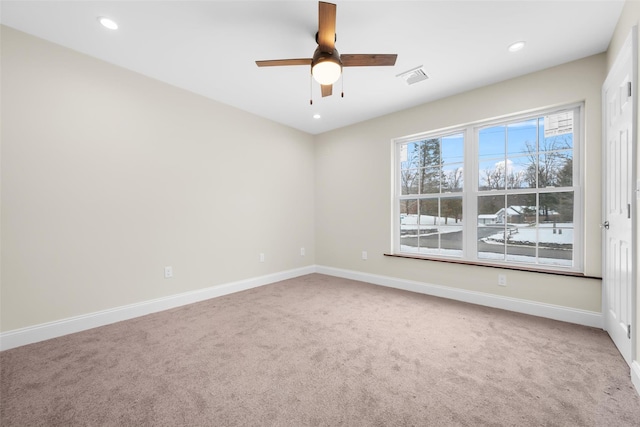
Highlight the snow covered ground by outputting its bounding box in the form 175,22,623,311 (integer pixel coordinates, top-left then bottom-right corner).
400,214,462,235
482,223,573,247
400,216,573,266
401,215,572,246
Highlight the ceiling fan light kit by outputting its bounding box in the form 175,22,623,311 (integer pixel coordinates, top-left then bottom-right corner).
311,48,342,85
256,1,397,99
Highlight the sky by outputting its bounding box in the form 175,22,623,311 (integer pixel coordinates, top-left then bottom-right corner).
401,114,574,188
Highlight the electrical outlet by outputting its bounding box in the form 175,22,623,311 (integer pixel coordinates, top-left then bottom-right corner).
259,253,265,262
300,247,306,256
498,274,507,287
164,266,173,279
362,251,368,260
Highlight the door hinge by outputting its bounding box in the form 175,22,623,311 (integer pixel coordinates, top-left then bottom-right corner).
629,81,633,98
628,203,631,219
628,324,632,339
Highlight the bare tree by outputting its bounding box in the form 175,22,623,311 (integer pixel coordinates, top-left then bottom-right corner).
441,198,463,224
418,138,442,193
524,135,572,188
523,135,572,221
481,160,527,191
444,167,463,192
401,169,418,195
480,165,505,190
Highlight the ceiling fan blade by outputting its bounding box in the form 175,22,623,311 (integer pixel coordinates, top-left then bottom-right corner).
321,84,333,97
341,54,398,67
318,2,337,52
255,59,312,67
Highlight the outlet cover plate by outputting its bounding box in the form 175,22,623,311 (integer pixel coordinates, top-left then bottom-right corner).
498,274,507,286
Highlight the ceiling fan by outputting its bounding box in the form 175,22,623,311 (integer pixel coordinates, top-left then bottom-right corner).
255,1,398,99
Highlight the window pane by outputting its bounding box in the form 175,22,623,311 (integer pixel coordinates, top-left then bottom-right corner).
556,152,573,187
441,198,463,226
420,167,441,194
479,160,506,190
442,133,464,164
419,199,439,252
440,198,463,255
400,199,418,216
442,164,463,192
539,192,573,224
538,224,573,266
538,192,573,266
477,195,506,260
506,156,532,189
478,194,504,221
399,200,419,253
419,199,439,224
401,141,421,170
479,126,505,161
417,139,441,168
507,119,537,157
414,198,464,257
538,151,573,188
401,169,419,195
505,194,537,263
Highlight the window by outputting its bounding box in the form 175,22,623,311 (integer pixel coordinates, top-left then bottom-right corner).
399,133,465,257
393,104,583,273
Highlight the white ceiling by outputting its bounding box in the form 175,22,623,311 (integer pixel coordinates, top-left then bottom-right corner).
0,1,625,135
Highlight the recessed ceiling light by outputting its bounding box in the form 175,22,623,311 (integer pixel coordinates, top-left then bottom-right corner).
98,17,118,30
508,41,526,53
313,114,321,119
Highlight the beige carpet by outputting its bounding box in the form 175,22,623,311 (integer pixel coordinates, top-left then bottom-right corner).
1,273,639,426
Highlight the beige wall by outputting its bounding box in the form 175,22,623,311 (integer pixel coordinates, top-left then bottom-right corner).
315,54,605,312
0,20,616,333
0,26,316,332
606,0,640,368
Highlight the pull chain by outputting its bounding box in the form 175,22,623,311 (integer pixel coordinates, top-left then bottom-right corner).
310,72,313,105
341,70,344,98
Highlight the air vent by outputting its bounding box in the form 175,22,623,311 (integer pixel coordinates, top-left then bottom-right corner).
397,66,429,85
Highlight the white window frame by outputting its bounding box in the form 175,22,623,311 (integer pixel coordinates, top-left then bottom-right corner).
392,103,584,273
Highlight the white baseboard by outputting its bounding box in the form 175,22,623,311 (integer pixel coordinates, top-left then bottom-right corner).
316,265,603,328
0,264,604,352
632,361,640,397
0,266,315,351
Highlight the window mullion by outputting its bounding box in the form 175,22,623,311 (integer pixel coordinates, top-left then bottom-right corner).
464,127,478,261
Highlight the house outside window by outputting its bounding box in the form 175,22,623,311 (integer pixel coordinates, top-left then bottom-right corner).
393,104,583,273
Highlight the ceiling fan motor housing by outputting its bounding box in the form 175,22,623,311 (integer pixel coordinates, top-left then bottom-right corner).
312,47,341,67
315,31,337,45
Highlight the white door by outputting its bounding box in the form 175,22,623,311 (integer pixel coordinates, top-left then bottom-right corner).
602,30,636,366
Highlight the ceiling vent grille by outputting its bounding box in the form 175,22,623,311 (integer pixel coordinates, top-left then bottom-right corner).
397,66,429,85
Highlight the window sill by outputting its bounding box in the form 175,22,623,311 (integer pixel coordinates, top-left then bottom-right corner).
383,253,601,280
